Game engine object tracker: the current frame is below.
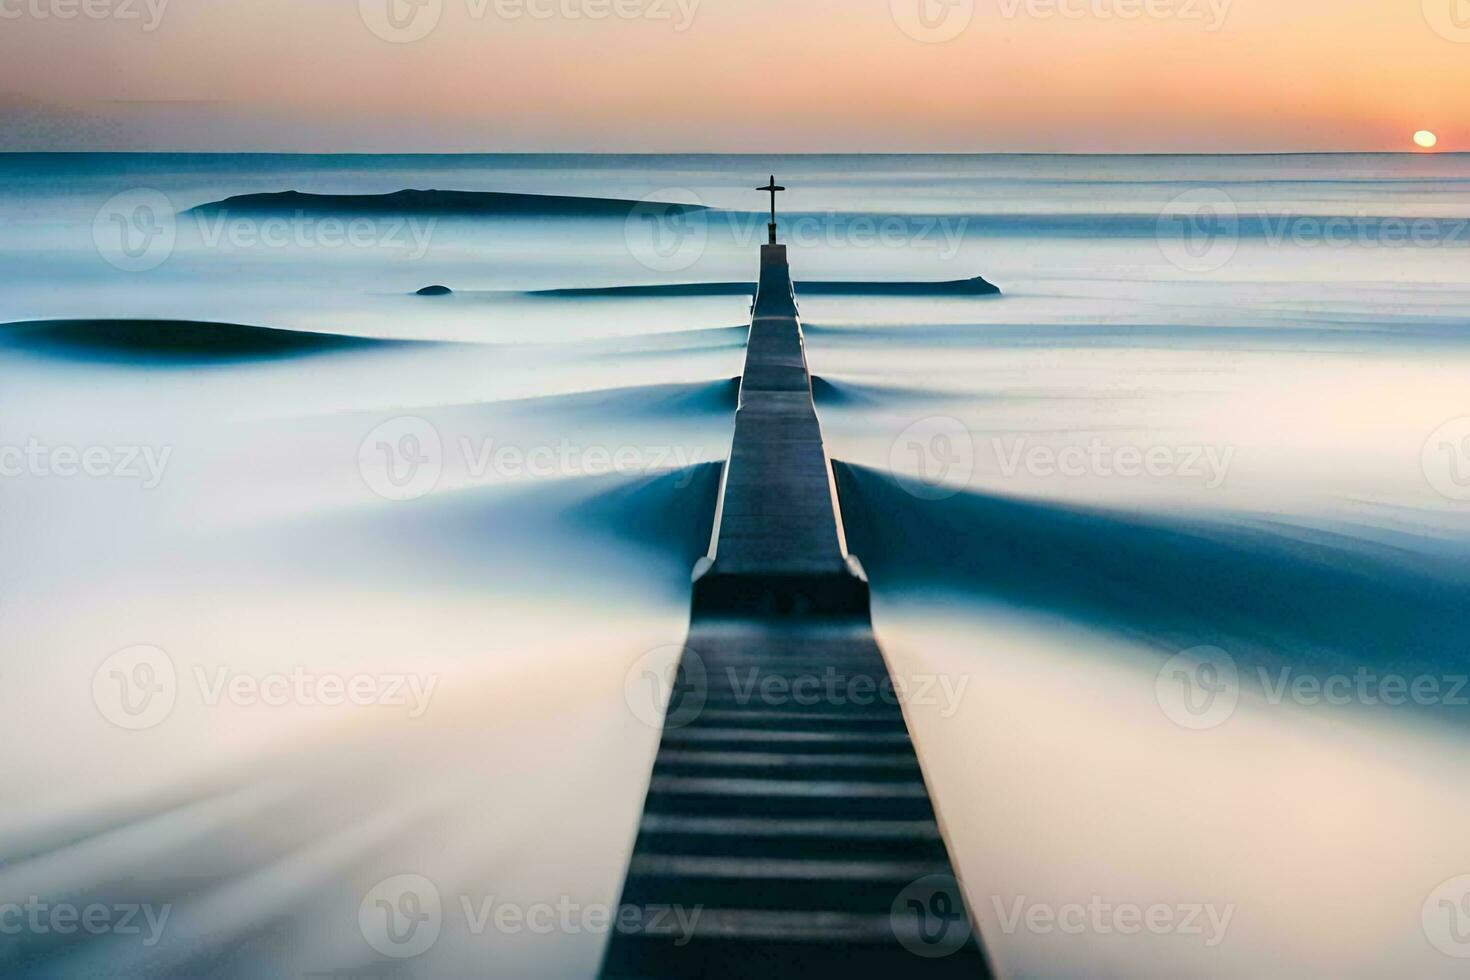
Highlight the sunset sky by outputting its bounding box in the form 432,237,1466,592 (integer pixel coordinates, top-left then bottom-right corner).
0,0,1464,151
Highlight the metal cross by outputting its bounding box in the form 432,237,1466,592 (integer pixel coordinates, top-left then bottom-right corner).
757,174,785,245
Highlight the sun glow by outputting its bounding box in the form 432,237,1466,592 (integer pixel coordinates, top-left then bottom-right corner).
1413,130,1438,149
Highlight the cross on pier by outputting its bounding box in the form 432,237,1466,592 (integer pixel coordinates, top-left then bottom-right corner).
757,174,785,245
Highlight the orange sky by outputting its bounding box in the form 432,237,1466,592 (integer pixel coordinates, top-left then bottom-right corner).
0,0,1464,150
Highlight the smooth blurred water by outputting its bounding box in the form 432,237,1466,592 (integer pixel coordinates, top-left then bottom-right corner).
1,153,1468,977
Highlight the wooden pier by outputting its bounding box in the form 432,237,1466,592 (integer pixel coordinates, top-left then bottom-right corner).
601,244,992,978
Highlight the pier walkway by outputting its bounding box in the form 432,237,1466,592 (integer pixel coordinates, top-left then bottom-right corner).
601,245,992,978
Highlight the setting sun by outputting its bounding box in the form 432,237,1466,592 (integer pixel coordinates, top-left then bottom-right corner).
1414,130,1439,149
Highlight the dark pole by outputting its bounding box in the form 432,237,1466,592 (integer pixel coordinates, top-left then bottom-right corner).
766,174,776,245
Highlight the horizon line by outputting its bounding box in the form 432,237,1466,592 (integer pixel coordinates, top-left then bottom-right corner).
0,149,1463,158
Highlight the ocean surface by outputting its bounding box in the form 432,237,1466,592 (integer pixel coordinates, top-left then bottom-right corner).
1,153,1469,977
